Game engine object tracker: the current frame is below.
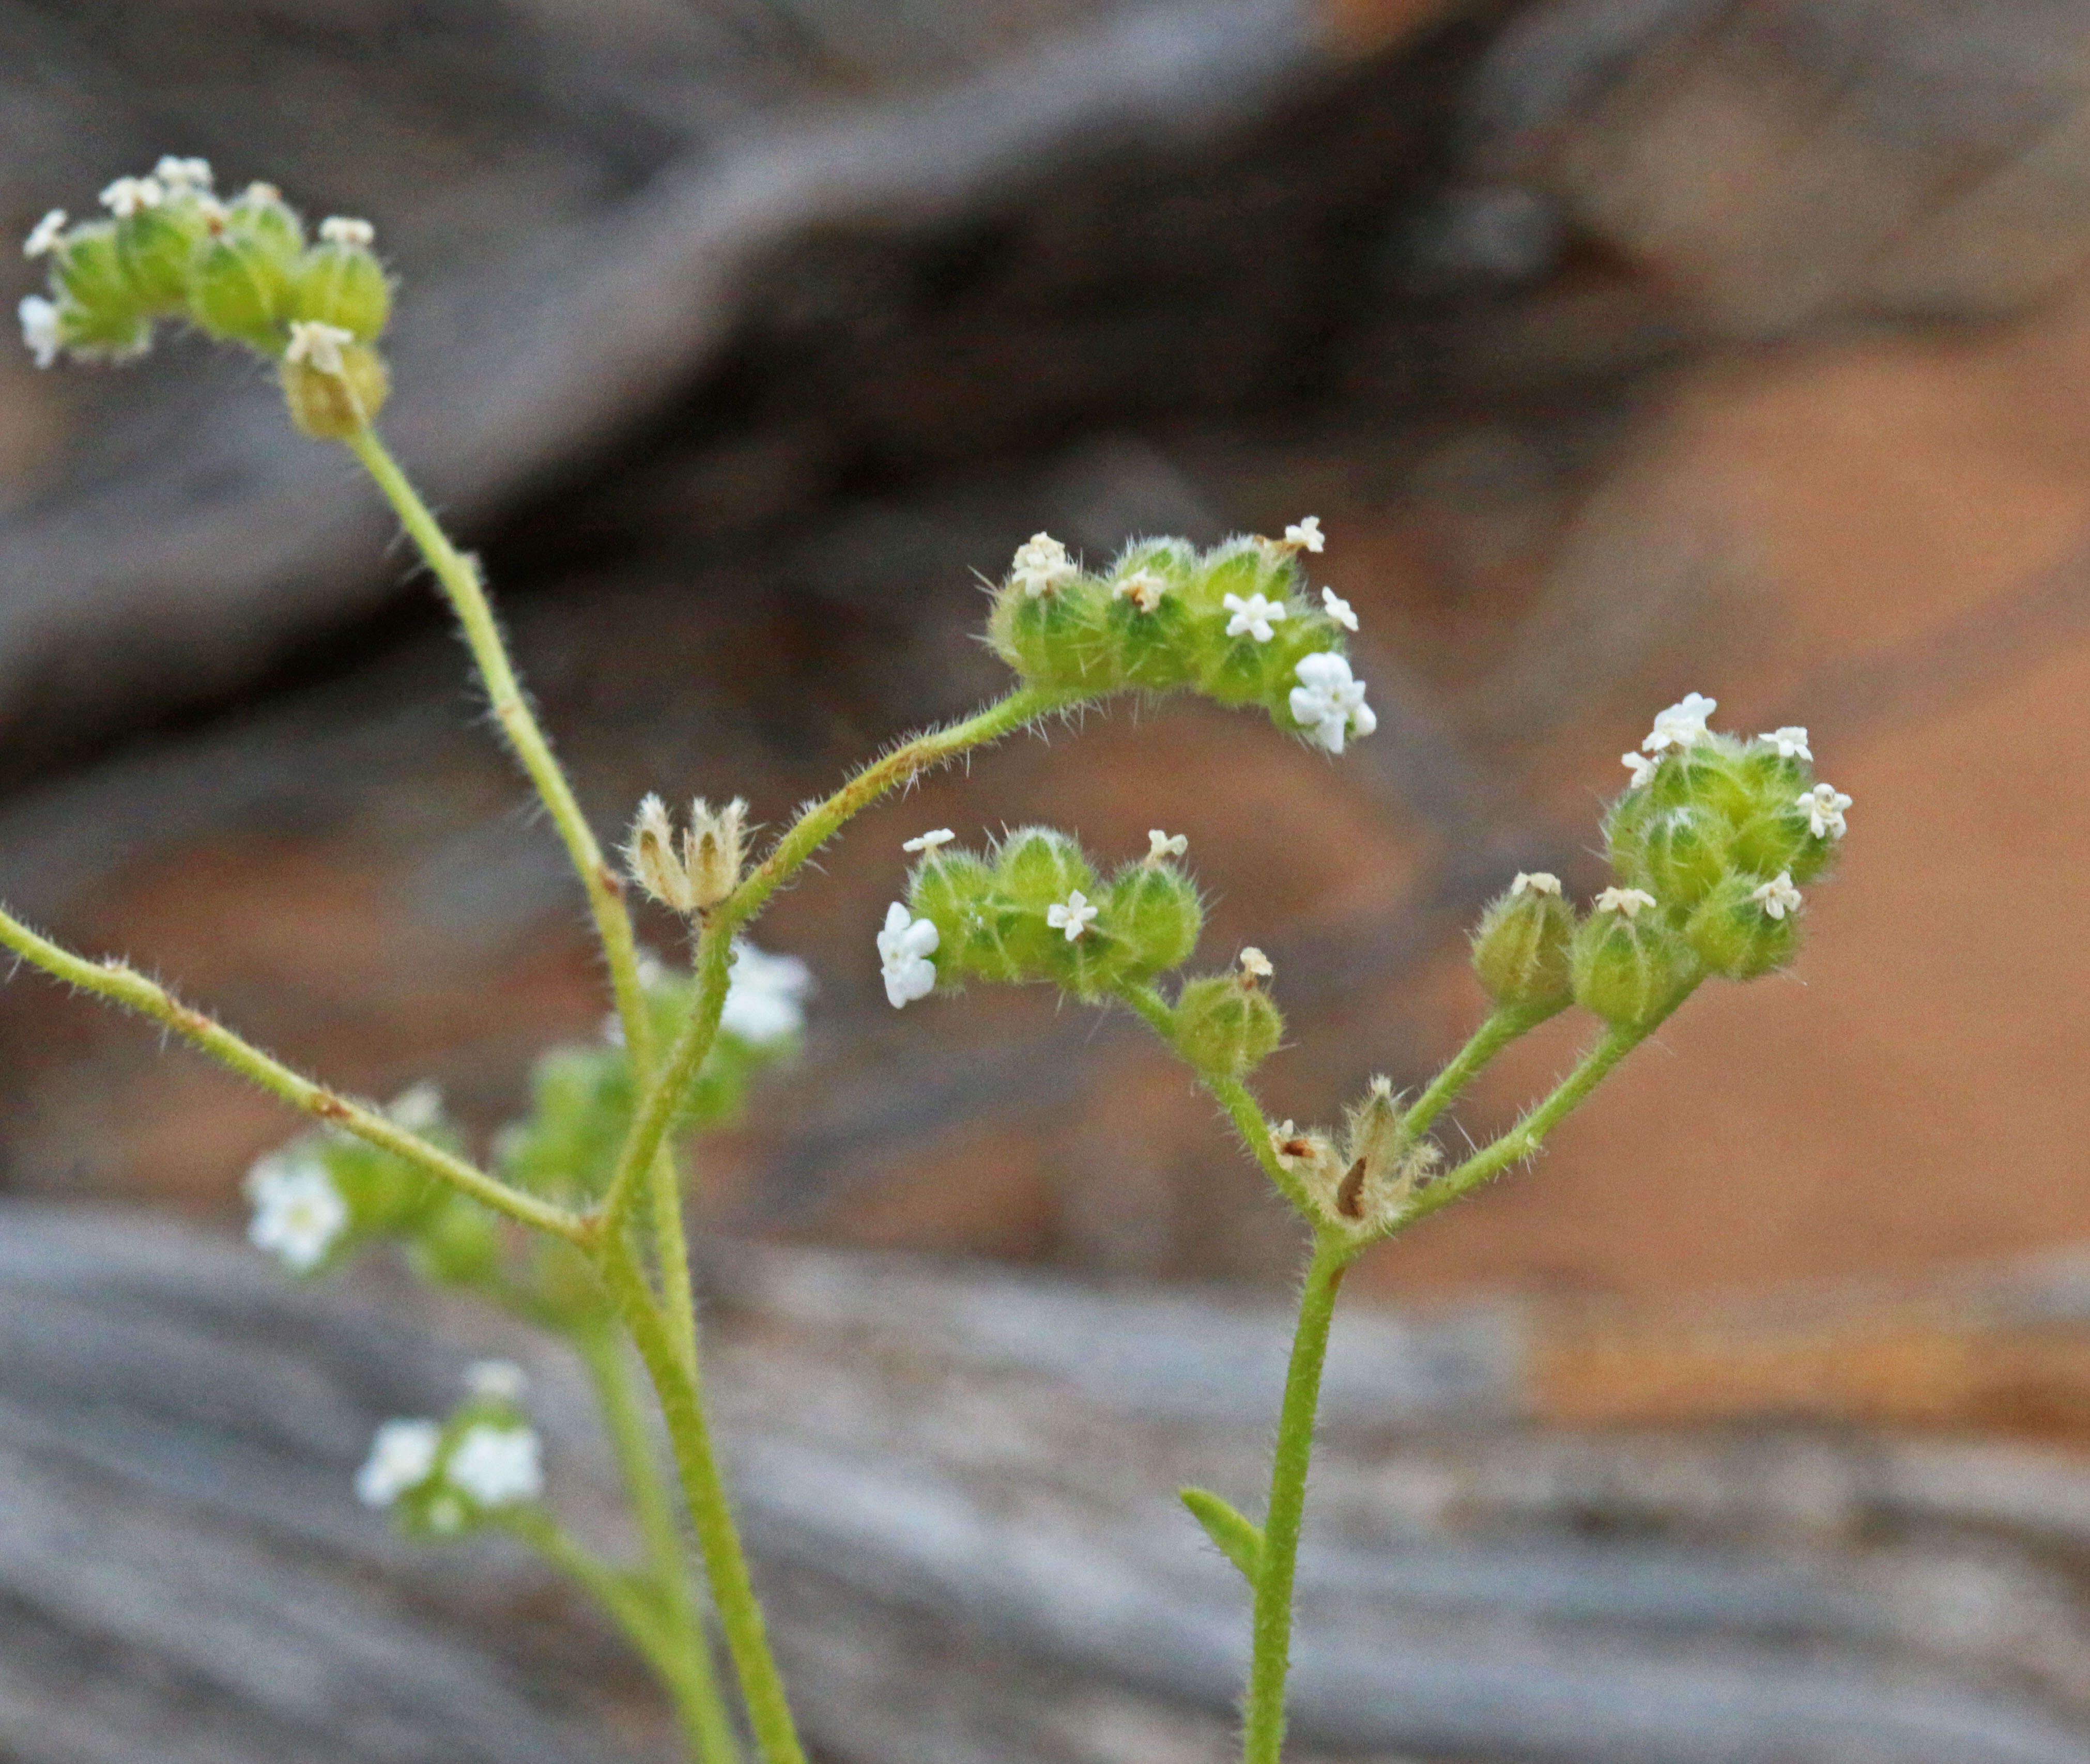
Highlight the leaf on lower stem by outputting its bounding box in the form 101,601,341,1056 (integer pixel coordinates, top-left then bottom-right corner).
1179,1486,1264,1582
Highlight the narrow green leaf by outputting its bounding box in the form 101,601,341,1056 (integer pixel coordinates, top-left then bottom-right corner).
1179,1486,1264,1583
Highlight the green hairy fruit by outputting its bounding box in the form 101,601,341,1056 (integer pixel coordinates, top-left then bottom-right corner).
1570,902,1698,1029
1684,871,1801,979
294,238,392,341
1172,971,1285,1078
1470,876,1576,1011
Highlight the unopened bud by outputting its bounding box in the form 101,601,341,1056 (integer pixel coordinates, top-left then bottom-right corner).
1637,804,1733,907
1104,858,1202,982
190,230,294,350
1470,872,1575,1009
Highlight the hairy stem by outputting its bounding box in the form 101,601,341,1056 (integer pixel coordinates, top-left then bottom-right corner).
0,905,582,1240
1403,1000,1562,1138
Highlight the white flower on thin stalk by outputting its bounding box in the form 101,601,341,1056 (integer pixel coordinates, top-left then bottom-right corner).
1749,873,1803,920
1594,886,1658,919
244,1150,349,1273
99,175,165,217
1223,592,1286,643
319,216,375,247
1046,890,1098,941
18,296,61,369
877,903,939,1008
465,1360,528,1402
1641,691,1716,753
447,1423,544,1507
1288,652,1377,755
1621,750,1657,788
719,940,813,1046
1010,532,1077,598
285,319,352,375
1319,587,1357,632
1112,568,1166,613
1511,872,1561,897
1146,829,1187,863
23,210,66,258
1238,947,1273,980
356,1418,441,1508
1797,783,1851,839
1759,726,1811,761
153,156,213,192
1284,516,1325,553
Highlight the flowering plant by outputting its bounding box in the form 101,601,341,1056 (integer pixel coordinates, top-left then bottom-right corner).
5,163,1852,1764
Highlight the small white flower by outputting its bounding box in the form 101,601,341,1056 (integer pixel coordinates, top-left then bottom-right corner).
1238,947,1273,979
1112,568,1166,613
719,940,813,1046
446,1423,544,1507
1511,872,1561,896
902,828,956,854
1749,873,1803,920
1010,532,1078,598
1223,592,1287,643
99,175,165,218
1760,726,1811,761
1046,889,1099,941
153,156,213,191
319,215,376,247
1797,783,1851,839
241,180,283,205
1594,886,1658,919
877,902,939,1008
1319,587,1358,631
1284,516,1325,553
1641,691,1717,753
356,1418,441,1508
465,1360,528,1402
1621,750,1657,788
1146,829,1188,862
1288,652,1378,755
23,209,66,258
244,1151,349,1273
18,295,62,369
285,319,353,375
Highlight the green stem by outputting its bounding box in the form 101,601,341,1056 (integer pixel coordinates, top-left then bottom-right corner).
343,427,652,1071
500,1506,671,1653
650,1143,701,1373
579,1328,740,1764
1403,1000,1561,1138
1242,1236,1348,1764
0,903,583,1241
600,1240,806,1764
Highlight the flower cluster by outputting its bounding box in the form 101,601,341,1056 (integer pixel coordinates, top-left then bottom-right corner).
986,528,1376,753
357,1360,545,1537
19,157,392,434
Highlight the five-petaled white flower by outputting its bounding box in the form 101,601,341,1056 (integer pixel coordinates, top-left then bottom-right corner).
1046,889,1099,941
1621,750,1657,788
1759,726,1811,761
1113,569,1166,613
18,296,61,369
1797,783,1851,839
878,903,939,1008
99,175,164,217
1288,652,1377,755
1146,829,1188,862
320,216,376,247
1010,532,1078,598
1749,873,1803,920
286,319,353,375
903,828,955,854
1641,691,1717,753
1594,886,1658,919
719,940,813,1046
466,1360,528,1401
356,1418,441,1508
23,210,66,258
447,1423,544,1507
1511,872,1561,896
1238,947,1273,979
1223,592,1287,643
153,156,213,191
1319,587,1357,632
1284,516,1325,553
244,1150,349,1273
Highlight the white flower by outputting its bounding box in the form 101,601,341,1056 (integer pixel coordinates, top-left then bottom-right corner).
465,1360,528,1401
1319,587,1357,631
356,1418,441,1508
1621,750,1657,788
319,215,376,247
99,175,165,218
719,940,813,1046
1223,592,1287,643
1797,783,1851,839
244,1150,349,1273
1238,947,1273,979
1511,871,1561,896
877,902,939,1008
1112,568,1166,613
1749,873,1803,920
1594,886,1658,918
23,209,66,258
446,1423,544,1507
1760,726,1811,761
387,1081,444,1134
1146,829,1188,862
1641,691,1717,753
153,156,213,191
285,319,353,375
903,828,956,854
1284,516,1325,553
1046,889,1099,941
1288,652,1378,755
1010,532,1077,597
19,296,61,369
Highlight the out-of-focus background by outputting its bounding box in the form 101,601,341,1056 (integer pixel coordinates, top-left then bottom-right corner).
5,1,2090,1760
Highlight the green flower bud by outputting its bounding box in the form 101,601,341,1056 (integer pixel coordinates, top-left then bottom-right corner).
1684,870,1801,979
1571,889,1698,1028
1470,872,1576,1009
908,843,1030,984
293,228,391,342
189,231,295,351
988,573,1115,691
224,182,307,259
1103,849,1202,981
1172,964,1284,1078
45,223,151,357
1638,803,1733,907
280,335,390,438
